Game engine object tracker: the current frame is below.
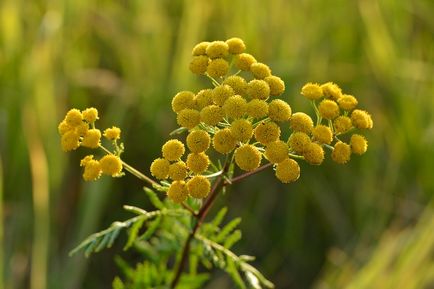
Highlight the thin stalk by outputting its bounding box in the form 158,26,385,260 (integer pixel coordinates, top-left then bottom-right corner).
224,162,273,185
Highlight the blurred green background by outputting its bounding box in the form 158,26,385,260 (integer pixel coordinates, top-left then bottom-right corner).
1,0,434,288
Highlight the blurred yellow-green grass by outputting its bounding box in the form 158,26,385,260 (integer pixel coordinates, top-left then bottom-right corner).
1,0,433,288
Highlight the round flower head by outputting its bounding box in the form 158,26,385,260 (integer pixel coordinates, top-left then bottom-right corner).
206,41,229,59
275,158,300,183
312,125,333,144
169,161,188,181
236,53,257,71
212,85,234,106
80,155,95,167
246,99,268,119
58,121,72,135
332,141,351,164
223,95,247,119
290,112,314,133
186,152,210,174
65,109,83,127
177,109,200,129
207,58,229,78
230,119,253,142
200,105,224,126
150,158,170,179
100,155,122,176
350,134,368,155
187,175,211,199
61,130,80,151
213,128,237,154
235,144,262,171
194,89,214,110
192,41,210,56
75,122,89,137
321,82,342,100
186,130,210,153
338,94,358,111
318,99,340,120
301,82,323,100
247,79,270,100
250,63,271,79
268,99,292,122
351,109,373,129
226,37,246,54
167,181,188,204
82,107,99,123
104,126,121,140
81,129,101,148
303,142,325,165
189,55,209,74
162,139,185,161
223,75,247,96
288,132,311,154
254,121,281,145
334,116,352,134
172,91,195,113
82,159,102,181
265,140,289,164
265,76,285,96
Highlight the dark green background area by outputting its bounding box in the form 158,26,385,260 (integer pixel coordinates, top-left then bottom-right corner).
1,0,434,288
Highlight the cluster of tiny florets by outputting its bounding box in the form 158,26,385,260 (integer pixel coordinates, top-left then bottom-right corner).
58,108,123,181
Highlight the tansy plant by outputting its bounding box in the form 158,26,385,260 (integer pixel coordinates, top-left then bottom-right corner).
59,38,373,289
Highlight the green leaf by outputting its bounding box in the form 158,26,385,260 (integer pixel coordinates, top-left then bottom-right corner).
144,187,164,209
212,207,228,228
245,271,262,289
224,229,242,249
123,216,146,250
139,215,162,241
227,257,246,289
216,217,241,242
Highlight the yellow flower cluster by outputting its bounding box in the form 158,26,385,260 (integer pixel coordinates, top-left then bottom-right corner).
58,108,123,181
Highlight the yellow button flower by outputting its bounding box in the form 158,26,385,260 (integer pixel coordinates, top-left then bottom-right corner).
176,109,200,129
288,132,311,154
82,107,99,123
103,126,121,140
172,91,195,113
290,112,314,133
318,99,340,120
254,121,281,145
207,58,229,78
275,158,300,183
268,99,292,122
100,155,123,176
247,79,270,100
350,134,368,155
338,94,358,111
235,144,262,171
194,89,214,110
212,85,234,106
351,109,373,129
169,161,188,181
150,158,170,180
189,55,209,75
81,129,101,149
250,63,271,79
167,181,188,203
65,109,83,127
82,159,102,181
186,130,211,153
265,75,285,96
58,120,72,135
226,37,246,54
303,142,324,165
230,119,253,143
223,75,247,96
213,128,237,154
334,116,352,134
60,130,80,152
187,175,211,199
265,140,289,164
246,99,268,119
200,105,224,126
186,152,210,174
332,141,351,164
223,95,247,119
301,82,323,100
236,53,257,71
312,125,333,144
321,82,342,100
206,41,229,59
192,41,210,56
162,139,185,161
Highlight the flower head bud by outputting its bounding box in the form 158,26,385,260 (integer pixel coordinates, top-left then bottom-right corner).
334,116,352,134
150,158,170,179
186,152,210,174
167,181,188,203
265,140,289,164
351,109,373,129
81,129,101,148
303,142,324,165
246,99,268,119
172,91,195,113
301,83,323,100
223,95,247,119
75,122,89,136
100,155,122,176
275,158,300,183
186,130,210,153
250,63,271,79
206,41,229,59
290,112,314,133
247,79,270,100
207,58,229,78
177,109,200,129
268,99,292,122
226,37,246,54
80,155,95,167
82,159,102,181
213,128,237,154
200,105,224,126
338,94,358,111
235,144,262,171
350,134,368,155
236,53,257,71
212,85,234,106
61,130,80,151
312,125,333,144
230,119,253,142
332,141,351,164
58,121,72,135
318,99,340,120
82,107,99,123
65,109,83,127
169,161,188,181
321,82,342,100
254,121,281,145
162,139,185,161
192,41,210,56
265,76,285,96
288,132,311,154
189,55,209,74
187,175,211,198
104,126,121,140
223,75,247,95
194,89,214,109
